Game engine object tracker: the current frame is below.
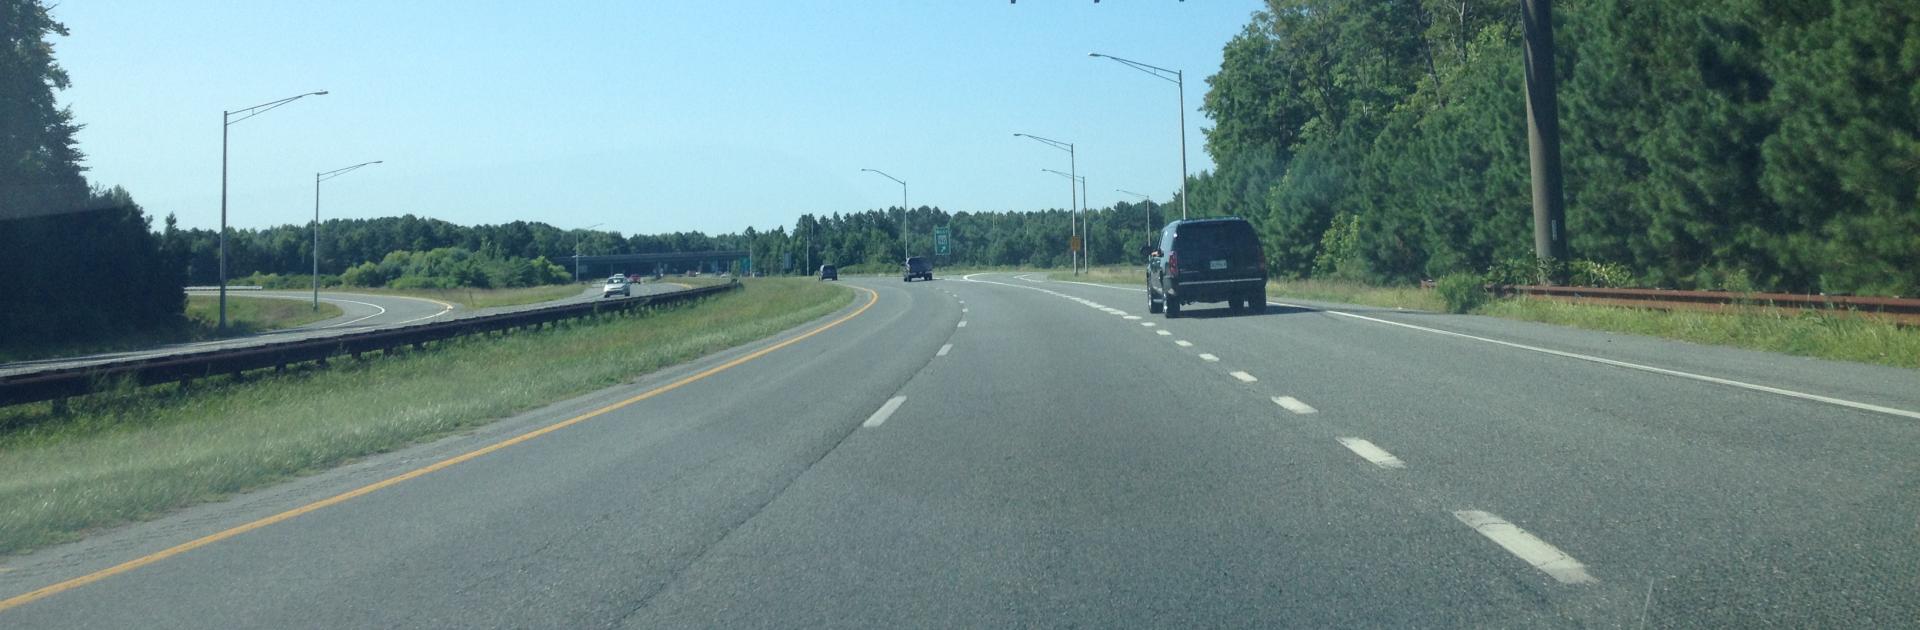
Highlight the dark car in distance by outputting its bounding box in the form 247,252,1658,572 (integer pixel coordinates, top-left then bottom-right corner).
819,264,838,281
1147,217,1267,317
903,256,933,282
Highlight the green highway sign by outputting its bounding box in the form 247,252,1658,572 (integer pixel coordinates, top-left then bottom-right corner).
934,226,951,256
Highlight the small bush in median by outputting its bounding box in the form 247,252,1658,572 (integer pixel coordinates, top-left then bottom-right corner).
1436,273,1488,313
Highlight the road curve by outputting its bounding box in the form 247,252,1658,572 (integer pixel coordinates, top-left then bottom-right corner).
0,274,1913,627
0,282,681,378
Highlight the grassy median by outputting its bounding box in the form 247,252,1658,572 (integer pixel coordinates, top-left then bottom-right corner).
184,295,343,332
0,297,345,364
0,278,852,555
342,284,585,309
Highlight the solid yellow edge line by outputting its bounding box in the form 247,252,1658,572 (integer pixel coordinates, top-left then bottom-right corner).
0,285,879,613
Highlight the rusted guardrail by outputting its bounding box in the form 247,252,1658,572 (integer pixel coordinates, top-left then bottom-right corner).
1499,285,1920,325
0,281,741,407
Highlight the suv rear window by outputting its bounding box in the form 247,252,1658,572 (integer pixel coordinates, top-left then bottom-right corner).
1174,221,1260,258
906,257,930,271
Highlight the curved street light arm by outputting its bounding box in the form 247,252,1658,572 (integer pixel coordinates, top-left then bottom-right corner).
1013,132,1073,153
318,160,384,182
226,90,329,126
1042,168,1085,183
859,168,905,187
1089,53,1179,84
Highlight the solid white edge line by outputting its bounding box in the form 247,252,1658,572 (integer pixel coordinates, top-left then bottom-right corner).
1453,510,1596,585
392,303,455,325
937,343,952,357
320,299,389,328
1335,437,1405,469
1274,301,1920,422
1272,396,1317,414
863,396,908,427
1230,371,1258,383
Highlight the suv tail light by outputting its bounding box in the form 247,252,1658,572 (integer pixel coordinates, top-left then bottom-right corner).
1167,251,1179,277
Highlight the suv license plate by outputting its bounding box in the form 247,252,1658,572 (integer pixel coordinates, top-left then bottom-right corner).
1209,259,1228,270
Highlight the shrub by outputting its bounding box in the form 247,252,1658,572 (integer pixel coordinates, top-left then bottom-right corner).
1568,259,1635,288
1435,272,1488,313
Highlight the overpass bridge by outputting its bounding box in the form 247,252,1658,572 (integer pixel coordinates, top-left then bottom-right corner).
570,250,750,279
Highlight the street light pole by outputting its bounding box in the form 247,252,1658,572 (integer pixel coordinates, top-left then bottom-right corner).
1015,133,1078,274
573,223,604,283
1046,169,1089,270
219,90,328,329
1522,0,1568,281
1090,53,1188,220
313,160,382,309
860,169,908,263
1117,189,1153,268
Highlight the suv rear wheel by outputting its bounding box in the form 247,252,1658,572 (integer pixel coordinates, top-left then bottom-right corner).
1164,299,1180,318
1148,290,1164,314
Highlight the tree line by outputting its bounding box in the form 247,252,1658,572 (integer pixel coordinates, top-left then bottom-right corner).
2,3,183,346
1189,0,1917,295
180,201,1175,284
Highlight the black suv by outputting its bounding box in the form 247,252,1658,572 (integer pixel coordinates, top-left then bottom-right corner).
1146,217,1267,317
903,256,933,282
818,264,838,281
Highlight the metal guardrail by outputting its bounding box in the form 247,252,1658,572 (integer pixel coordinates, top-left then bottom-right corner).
1499,284,1920,325
0,281,742,407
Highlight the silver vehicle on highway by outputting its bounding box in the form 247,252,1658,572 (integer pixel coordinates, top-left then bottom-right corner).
601,275,630,298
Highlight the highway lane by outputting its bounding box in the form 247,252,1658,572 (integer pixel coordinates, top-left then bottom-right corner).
0,273,1914,626
0,282,680,378
983,273,1920,626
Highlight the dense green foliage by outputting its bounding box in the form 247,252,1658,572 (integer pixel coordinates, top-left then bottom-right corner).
338,247,569,289
1434,272,1489,313
1192,0,1919,295
1,2,182,345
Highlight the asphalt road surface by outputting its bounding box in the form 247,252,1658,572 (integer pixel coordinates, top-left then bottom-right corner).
0,282,682,378
1,273,1914,627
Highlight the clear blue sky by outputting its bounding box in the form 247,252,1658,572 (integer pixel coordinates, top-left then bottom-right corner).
51,1,1263,237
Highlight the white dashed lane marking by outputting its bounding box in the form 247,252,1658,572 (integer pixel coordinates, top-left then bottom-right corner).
862,396,908,428
1272,396,1317,414
1156,330,1171,336
937,344,952,357
1198,353,1220,362
1453,510,1597,585
1230,371,1257,383
1175,340,1193,347
958,321,968,328
1336,437,1405,469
